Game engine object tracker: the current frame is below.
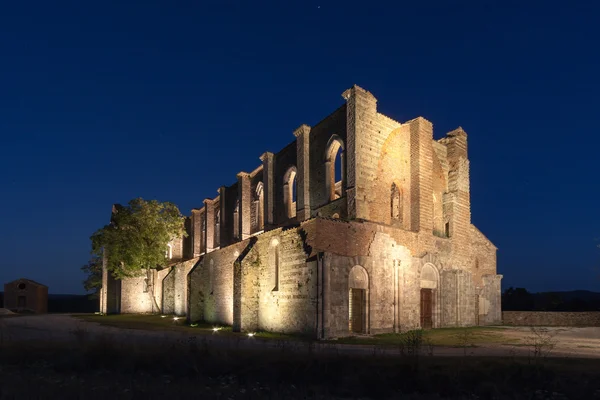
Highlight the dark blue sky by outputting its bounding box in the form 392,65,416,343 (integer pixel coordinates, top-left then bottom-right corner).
1,0,598,294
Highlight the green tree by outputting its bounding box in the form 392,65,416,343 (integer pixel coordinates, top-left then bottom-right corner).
81,255,102,298
88,198,187,309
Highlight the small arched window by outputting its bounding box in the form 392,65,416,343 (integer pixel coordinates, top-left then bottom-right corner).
166,243,173,260
233,199,240,240
255,182,264,231
391,183,402,223
283,167,297,219
325,135,345,201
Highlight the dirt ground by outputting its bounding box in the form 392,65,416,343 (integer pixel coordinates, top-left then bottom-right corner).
2,314,600,359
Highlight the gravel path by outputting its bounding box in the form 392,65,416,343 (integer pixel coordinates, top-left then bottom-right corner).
3,314,600,359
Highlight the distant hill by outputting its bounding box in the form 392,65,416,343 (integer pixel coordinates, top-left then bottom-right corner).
0,291,98,313
550,290,600,302
47,294,98,313
503,288,600,311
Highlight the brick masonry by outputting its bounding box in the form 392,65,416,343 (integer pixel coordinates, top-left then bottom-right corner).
101,84,502,338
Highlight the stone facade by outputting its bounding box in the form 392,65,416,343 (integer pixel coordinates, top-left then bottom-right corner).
101,85,502,338
3,278,48,314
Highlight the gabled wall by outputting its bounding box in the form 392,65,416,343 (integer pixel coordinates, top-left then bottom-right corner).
3,279,48,314
237,227,318,335
188,241,250,325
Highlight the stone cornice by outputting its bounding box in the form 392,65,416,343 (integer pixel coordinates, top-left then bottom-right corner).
259,152,274,162
293,124,311,138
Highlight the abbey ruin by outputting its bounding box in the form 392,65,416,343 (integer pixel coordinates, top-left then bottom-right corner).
100,85,502,338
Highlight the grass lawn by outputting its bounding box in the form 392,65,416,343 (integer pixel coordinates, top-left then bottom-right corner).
76,313,225,332
74,313,304,341
332,326,520,347
74,314,519,348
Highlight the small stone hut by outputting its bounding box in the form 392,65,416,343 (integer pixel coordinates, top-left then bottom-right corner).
3,278,48,313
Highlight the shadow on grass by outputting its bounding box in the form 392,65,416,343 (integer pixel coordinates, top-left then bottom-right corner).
1,330,600,399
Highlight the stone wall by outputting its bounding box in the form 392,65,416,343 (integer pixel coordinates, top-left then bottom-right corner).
155,83,495,281
470,225,498,287
174,258,198,316
163,259,199,316
120,269,155,314
188,241,250,325
441,269,476,327
304,218,501,336
479,274,502,325
153,268,170,314
237,227,317,335
159,258,199,316
162,269,175,314
169,236,184,261
503,311,600,327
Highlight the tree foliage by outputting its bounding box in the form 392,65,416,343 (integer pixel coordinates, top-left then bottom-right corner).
89,198,187,280
81,255,102,298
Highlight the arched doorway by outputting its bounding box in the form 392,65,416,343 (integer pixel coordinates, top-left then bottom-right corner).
348,265,369,334
420,263,439,329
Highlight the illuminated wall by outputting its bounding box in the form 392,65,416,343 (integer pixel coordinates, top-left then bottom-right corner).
103,84,502,337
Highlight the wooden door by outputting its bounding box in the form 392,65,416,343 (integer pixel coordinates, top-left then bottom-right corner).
350,288,365,333
420,289,433,329
18,296,26,308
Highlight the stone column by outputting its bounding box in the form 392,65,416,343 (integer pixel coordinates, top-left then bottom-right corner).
237,172,252,240
408,117,434,233
219,186,227,246
260,152,275,229
183,216,192,259
341,85,378,220
294,124,311,221
199,210,206,254
191,209,202,257
203,198,217,253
